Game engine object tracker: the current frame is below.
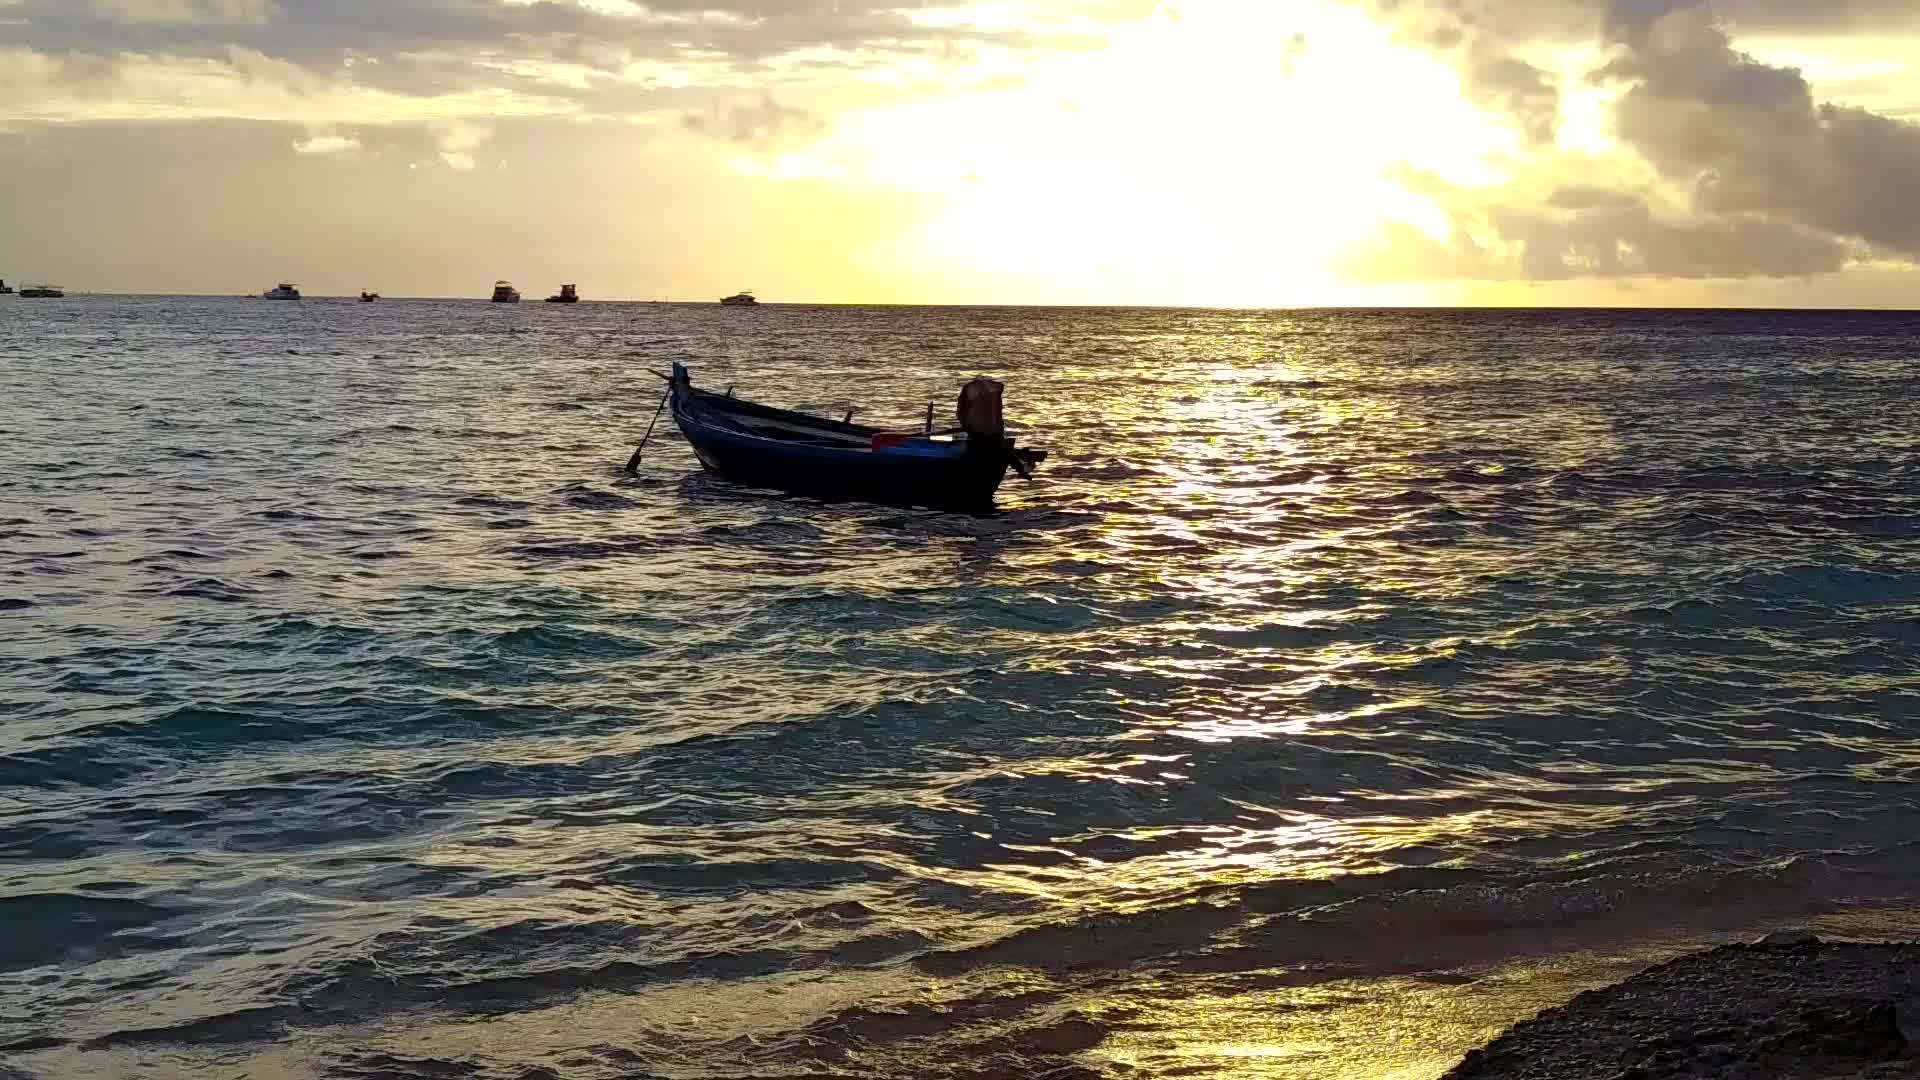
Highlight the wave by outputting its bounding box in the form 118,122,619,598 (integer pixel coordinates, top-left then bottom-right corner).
9,303,1920,1078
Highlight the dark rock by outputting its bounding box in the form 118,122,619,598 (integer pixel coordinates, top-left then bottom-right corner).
1445,941,1920,1079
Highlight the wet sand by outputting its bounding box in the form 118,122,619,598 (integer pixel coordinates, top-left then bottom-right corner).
1446,937,1920,1079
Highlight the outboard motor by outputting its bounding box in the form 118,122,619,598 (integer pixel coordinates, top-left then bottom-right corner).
957,377,1005,451
958,376,1040,478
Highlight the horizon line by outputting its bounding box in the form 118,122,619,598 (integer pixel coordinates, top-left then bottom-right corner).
10,292,1920,314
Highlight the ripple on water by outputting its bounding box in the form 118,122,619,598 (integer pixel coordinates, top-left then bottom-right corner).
4,303,1920,1078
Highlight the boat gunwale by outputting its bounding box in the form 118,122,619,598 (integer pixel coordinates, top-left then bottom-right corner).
673,386,970,462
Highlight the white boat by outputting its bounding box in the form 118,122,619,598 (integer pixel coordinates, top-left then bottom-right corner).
491,280,521,303
263,283,301,300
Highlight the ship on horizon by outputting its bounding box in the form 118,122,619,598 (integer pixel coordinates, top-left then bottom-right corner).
491,280,521,303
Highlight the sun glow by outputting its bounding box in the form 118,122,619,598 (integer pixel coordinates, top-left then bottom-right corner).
774,0,1514,306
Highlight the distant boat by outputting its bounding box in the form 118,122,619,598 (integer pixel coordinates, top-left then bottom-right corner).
19,284,64,299
719,290,758,306
545,284,579,304
0,279,13,296
360,290,380,303
491,280,521,303
263,283,301,300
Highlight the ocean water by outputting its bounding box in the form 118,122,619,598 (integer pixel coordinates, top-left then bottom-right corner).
3,297,1919,1079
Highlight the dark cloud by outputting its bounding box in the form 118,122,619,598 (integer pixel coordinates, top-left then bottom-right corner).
1370,0,1598,48
0,48,127,98
1547,184,1644,209
681,93,825,148
1365,1,1595,143
1465,50,1559,143
1715,0,1920,35
1358,0,1920,280
1600,5,1920,257
1496,198,1848,279
2,0,1088,128
1367,0,1920,143
1353,186,1847,281
1,0,1107,149
8,0,1054,77
1374,0,1920,44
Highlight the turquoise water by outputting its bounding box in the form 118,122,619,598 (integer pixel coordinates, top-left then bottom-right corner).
3,298,1919,1078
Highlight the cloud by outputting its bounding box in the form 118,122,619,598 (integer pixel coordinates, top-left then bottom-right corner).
1714,0,1920,35
0,0,1107,186
1354,0,1920,281
0,46,126,99
222,43,322,93
1371,0,1920,46
1,47,581,126
291,131,358,154
1601,3,1920,257
1505,198,1848,279
5,0,1081,87
431,117,491,170
1352,181,1847,281
1464,49,1559,143
1547,184,1645,209
84,0,279,25
1366,0,1597,141
681,93,825,149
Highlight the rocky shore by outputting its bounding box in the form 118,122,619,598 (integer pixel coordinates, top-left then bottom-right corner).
1446,937,1920,1079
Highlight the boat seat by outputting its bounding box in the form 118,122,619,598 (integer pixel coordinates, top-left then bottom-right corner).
871,430,962,450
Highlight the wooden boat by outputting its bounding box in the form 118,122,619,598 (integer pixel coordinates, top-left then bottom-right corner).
640,363,1044,509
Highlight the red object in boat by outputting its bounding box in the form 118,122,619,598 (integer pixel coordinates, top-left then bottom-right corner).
871,432,912,450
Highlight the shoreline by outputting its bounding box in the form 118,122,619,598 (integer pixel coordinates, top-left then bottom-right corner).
1445,937,1920,1079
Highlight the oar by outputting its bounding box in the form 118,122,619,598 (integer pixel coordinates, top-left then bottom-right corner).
624,388,671,473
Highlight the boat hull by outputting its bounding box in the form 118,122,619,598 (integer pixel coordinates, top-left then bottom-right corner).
670,388,1009,509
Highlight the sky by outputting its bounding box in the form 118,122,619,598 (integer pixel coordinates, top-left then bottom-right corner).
3,0,1920,305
